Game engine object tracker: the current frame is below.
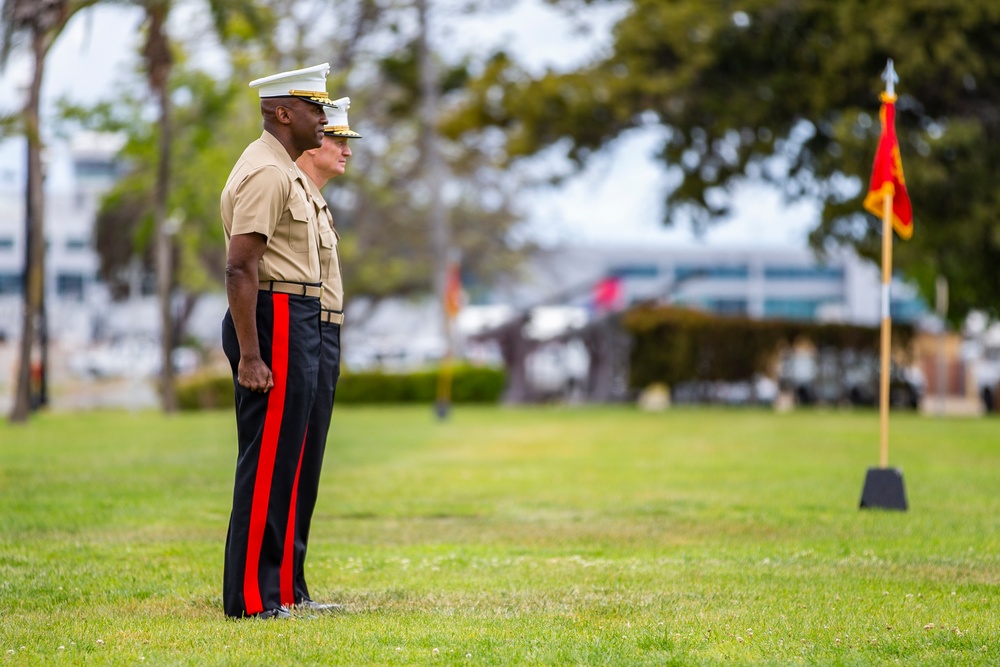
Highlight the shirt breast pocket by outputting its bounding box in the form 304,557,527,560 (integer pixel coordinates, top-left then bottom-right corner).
286,198,313,253
318,227,335,277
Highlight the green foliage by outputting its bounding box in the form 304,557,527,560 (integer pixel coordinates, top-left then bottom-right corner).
334,368,436,404
3,407,1000,665
176,365,505,410
60,2,533,308
0,110,19,138
447,0,1000,320
624,304,912,388
327,365,506,404
203,0,275,46
62,66,257,299
446,364,507,403
175,371,235,411
331,38,531,303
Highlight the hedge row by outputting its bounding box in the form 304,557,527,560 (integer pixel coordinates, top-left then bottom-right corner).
622,305,914,388
176,365,505,411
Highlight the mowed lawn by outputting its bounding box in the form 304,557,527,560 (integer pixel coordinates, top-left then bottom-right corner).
1,405,998,666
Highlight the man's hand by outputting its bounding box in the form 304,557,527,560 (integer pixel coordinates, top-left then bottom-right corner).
237,355,274,393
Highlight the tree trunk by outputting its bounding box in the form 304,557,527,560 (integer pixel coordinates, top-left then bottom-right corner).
155,82,177,412
583,317,630,403
145,2,177,413
494,317,532,404
9,28,47,423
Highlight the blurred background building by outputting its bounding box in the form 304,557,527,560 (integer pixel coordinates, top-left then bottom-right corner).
0,133,121,345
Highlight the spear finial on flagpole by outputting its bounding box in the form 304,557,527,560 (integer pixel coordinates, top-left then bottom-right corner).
882,58,897,97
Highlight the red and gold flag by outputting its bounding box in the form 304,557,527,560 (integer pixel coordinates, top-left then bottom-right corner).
443,261,462,318
863,92,913,239
592,276,623,313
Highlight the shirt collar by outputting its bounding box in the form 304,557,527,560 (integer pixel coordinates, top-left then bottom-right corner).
259,130,298,171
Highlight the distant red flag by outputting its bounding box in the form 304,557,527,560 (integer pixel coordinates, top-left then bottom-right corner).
592,276,623,313
443,262,462,318
863,92,913,240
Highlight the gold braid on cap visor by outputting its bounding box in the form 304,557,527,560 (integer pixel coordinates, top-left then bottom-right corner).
287,89,336,105
324,125,362,138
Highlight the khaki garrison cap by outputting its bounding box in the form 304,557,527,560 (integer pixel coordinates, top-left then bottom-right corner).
324,97,362,139
249,62,337,107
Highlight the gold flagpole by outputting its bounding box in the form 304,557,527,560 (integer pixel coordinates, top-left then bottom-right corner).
879,193,893,468
436,312,454,412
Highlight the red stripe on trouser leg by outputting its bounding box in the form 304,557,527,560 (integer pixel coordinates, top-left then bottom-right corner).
243,293,290,615
281,431,307,606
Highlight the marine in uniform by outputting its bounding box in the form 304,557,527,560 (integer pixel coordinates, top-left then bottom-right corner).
292,98,361,610
220,63,338,620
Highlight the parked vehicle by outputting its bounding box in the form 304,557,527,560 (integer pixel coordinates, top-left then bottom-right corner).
778,348,923,408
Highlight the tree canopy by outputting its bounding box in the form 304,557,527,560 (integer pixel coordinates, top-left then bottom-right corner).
445,0,1000,321
67,0,530,322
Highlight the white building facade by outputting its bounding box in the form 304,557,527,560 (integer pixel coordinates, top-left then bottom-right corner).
499,244,928,326
0,134,121,344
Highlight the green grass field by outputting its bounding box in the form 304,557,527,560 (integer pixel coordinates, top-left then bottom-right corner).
1,405,998,666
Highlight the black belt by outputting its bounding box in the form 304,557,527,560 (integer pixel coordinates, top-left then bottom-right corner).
258,280,322,299
320,310,344,325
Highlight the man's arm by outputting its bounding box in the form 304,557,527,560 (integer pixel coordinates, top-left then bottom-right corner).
226,232,274,393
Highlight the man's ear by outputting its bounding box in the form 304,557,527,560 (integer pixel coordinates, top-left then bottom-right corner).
274,104,293,125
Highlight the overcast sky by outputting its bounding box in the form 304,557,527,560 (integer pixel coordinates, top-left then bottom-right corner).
0,0,814,249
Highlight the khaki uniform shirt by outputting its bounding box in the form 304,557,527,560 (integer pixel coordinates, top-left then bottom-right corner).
305,179,344,314
221,131,321,284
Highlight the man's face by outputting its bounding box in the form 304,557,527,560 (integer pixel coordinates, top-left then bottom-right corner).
314,136,352,180
282,98,327,152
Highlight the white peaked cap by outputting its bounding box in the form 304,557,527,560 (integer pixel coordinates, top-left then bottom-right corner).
249,62,336,107
324,97,362,138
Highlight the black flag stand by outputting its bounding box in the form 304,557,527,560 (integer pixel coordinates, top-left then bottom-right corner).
859,467,908,510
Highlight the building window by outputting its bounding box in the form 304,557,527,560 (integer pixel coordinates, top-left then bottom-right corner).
764,299,824,320
676,265,749,280
891,297,929,323
74,158,119,180
65,238,88,251
609,264,659,279
0,237,14,250
56,273,85,301
0,272,22,294
764,266,844,280
707,299,748,316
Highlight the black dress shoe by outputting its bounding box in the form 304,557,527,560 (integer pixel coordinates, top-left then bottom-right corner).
296,599,343,613
255,607,292,619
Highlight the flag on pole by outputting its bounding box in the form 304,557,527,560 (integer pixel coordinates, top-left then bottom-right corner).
863,92,913,240
444,261,462,318
437,259,462,420
592,275,623,313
